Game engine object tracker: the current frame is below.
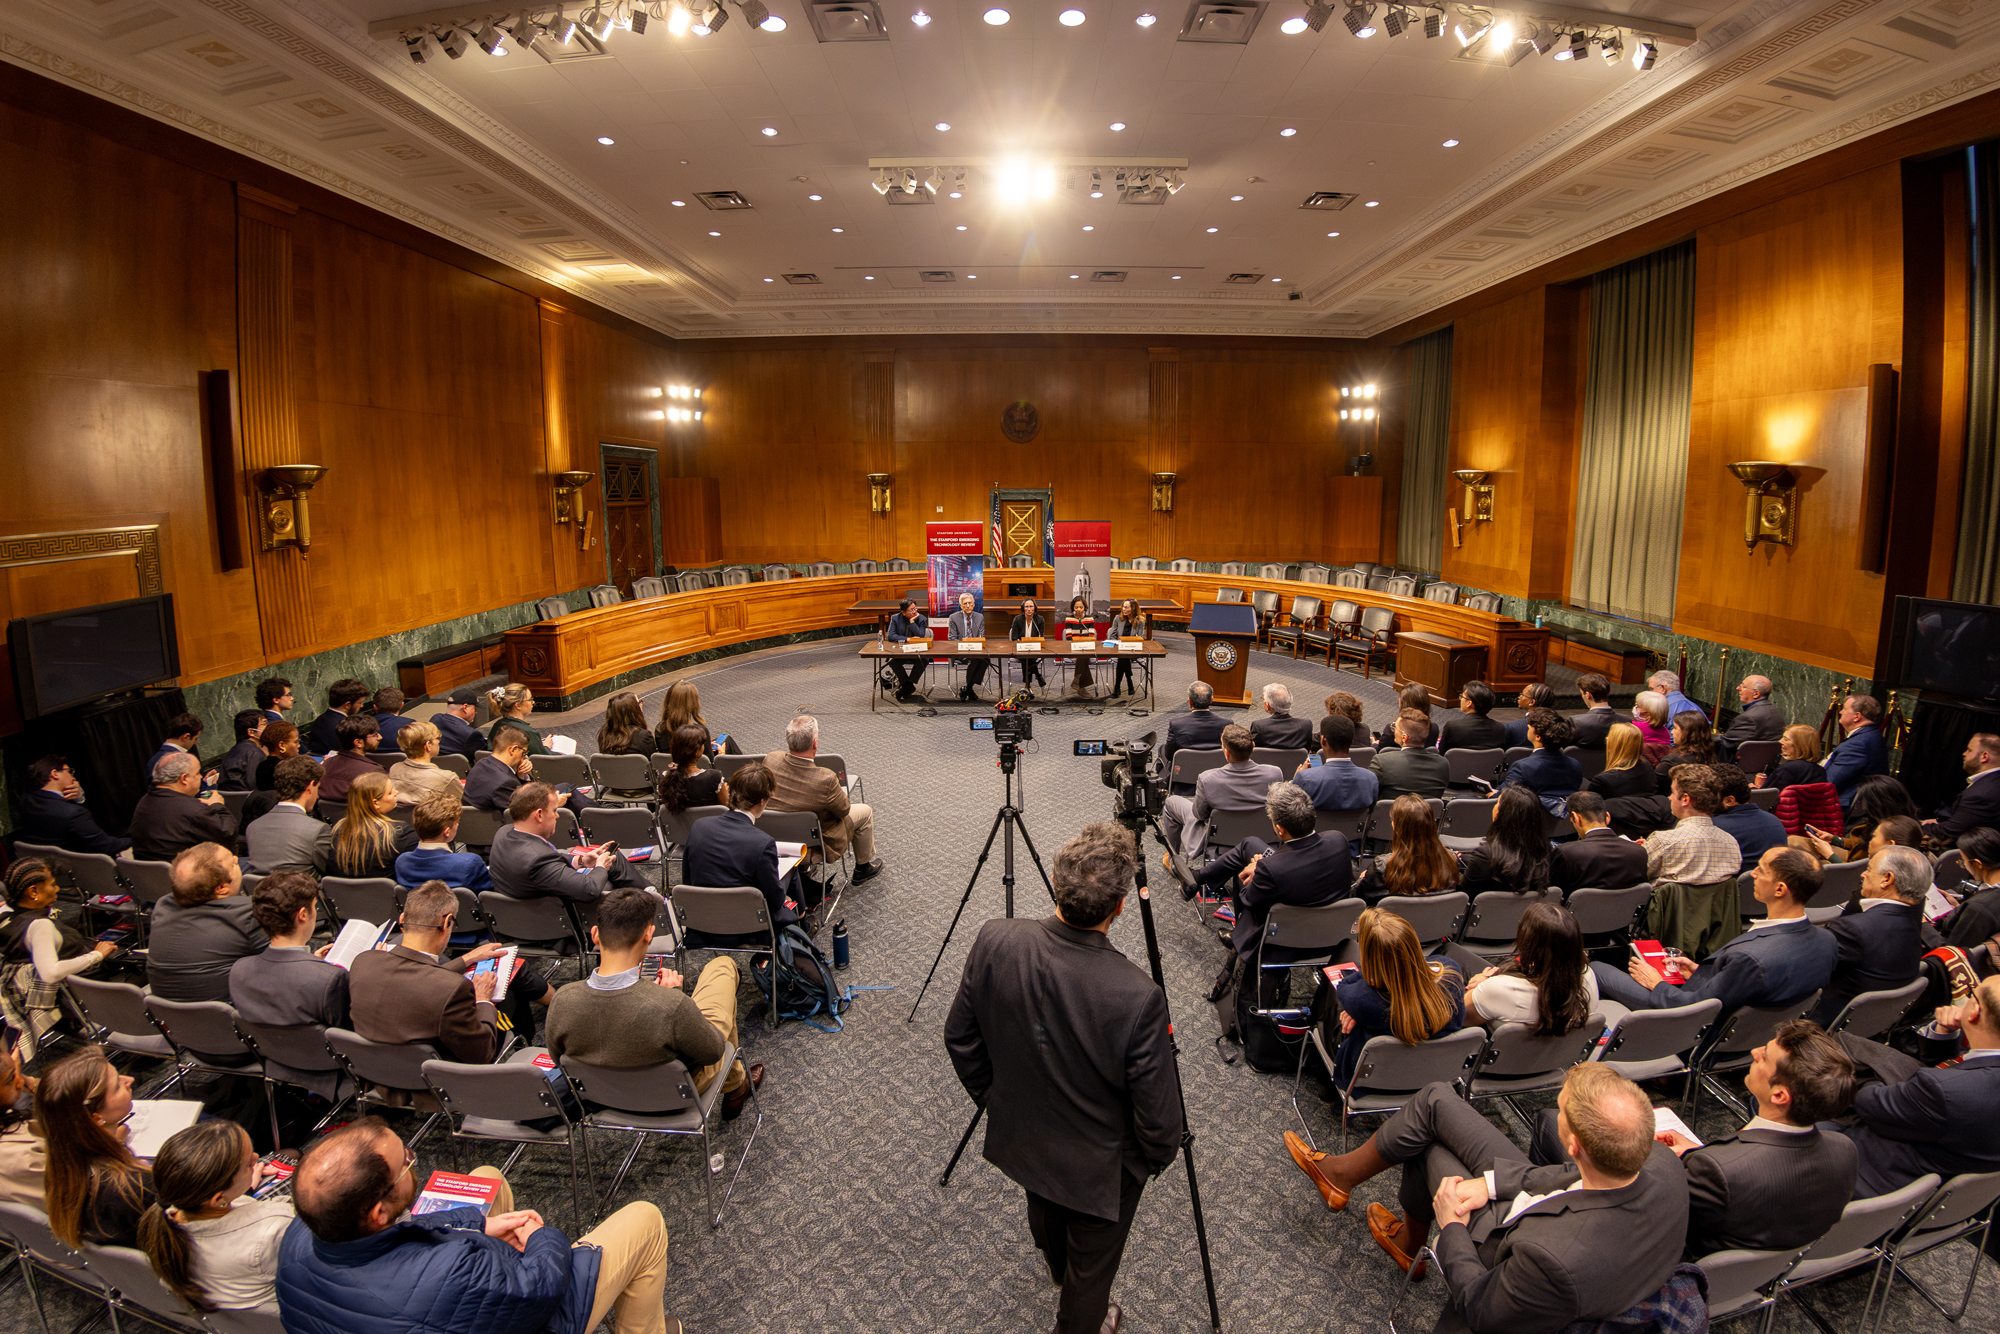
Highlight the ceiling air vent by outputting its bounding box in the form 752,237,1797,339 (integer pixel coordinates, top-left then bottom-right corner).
695,191,753,211
1091,271,1128,283
806,0,890,41
782,273,822,285
1224,272,1267,284
1179,1,1267,44
1301,192,1358,211
919,271,955,283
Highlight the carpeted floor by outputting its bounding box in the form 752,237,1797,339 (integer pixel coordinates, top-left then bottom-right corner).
13,632,1993,1333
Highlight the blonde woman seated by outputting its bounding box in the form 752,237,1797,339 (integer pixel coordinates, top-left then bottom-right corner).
329,773,418,881
1582,723,1657,802
1322,908,1466,1089
1462,902,1599,1030
138,1120,292,1316
388,721,461,805
1354,796,1461,906
486,684,548,756
1755,724,1829,793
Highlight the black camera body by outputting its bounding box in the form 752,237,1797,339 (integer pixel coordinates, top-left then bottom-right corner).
1098,731,1162,824
970,712,1033,744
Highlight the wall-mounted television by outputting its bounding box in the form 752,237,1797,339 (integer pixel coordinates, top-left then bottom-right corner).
7,595,180,720
1887,595,2000,704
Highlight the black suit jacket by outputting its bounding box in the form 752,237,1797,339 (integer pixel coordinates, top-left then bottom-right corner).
945,916,1184,1221
433,713,485,763
1682,1125,1856,1257
1807,901,1923,1028
682,808,798,932
128,788,238,863
1162,709,1228,766
1205,831,1353,961
15,788,129,855
1836,1052,2000,1197
1372,746,1451,800
1933,772,2000,843
462,755,521,812
1719,698,1786,748
1568,707,1618,749
1550,827,1649,893
1250,713,1314,752
306,709,349,756
1439,714,1509,754
228,946,350,1097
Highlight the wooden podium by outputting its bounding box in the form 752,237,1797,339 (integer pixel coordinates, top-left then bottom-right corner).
1189,603,1258,707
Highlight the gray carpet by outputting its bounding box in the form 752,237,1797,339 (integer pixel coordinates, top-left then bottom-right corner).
14,633,1993,1333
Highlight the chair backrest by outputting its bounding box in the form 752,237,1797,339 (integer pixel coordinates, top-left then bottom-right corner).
1350,745,1377,769
576,805,661,851
1312,807,1373,843
631,576,668,600
1502,746,1535,768
675,573,706,594
1168,558,1196,573
146,997,254,1059
673,884,774,939
1349,1027,1485,1095
218,789,253,822
54,849,124,899
1218,562,1245,576
659,803,730,848
753,809,822,848
424,1058,569,1125
1797,1174,1940,1264
1476,1016,1607,1079
558,1055,701,1118
1732,739,1782,775
1810,860,1864,909
806,562,836,577
436,752,471,777
1006,554,1032,568
1565,883,1654,936
1461,888,1562,943
1288,595,1323,623
534,596,569,621
236,1017,344,1076
455,806,508,850
529,753,589,787
1382,575,1418,598
1706,993,1822,1059
1748,787,1780,812
1250,589,1280,615
1439,795,1497,838
320,876,403,926
813,752,850,785
1252,747,1307,774
1365,573,1393,592
1564,745,1607,779
1366,796,1443,838
1262,898,1366,955
325,1027,440,1094
1129,557,1157,571
1169,747,1227,787
1422,582,1460,603
589,584,623,607
1902,1168,2000,1242
1375,891,1470,943
1205,805,1272,850
1332,568,1366,589
587,752,655,794
1445,749,1507,788
117,856,175,906
1599,997,1724,1066
1258,563,1288,579
1696,1247,1805,1319
722,567,752,585
713,753,759,779
1215,587,1244,603
1826,977,1928,1039
1464,592,1501,612
65,976,158,1039
479,891,582,947
1298,564,1330,584
1326,599,1361,627
1359,606,1395,634
1934,849,1968,893
851,559,878,573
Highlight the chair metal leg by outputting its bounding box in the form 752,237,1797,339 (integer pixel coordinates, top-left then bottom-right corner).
16,1245,50,1334
709,1078,765,1230
1384,1246,1439,1334
263,1077,282,1152
1889,1216,1994,1323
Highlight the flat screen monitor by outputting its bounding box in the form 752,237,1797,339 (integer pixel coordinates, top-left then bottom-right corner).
7,595,180,719
1888,596,2000,704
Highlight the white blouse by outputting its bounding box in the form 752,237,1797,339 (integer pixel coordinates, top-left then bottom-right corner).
1472,968,1600,1029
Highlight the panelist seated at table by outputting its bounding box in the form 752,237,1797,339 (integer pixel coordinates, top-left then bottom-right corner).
1009,599,1048,692
1062,596,1099,698
947,592,992,704
1108,599,1149,700
884,599,931,703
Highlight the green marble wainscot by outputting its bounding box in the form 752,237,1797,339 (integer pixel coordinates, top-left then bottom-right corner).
542,623,881,712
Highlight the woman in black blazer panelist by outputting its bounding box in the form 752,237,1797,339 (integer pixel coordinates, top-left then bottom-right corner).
1009,599,1048,693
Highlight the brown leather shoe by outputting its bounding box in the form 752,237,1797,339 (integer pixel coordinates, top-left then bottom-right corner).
722,1063,764,1120
1284,1131,1349,1210
1368,1202,1428,1279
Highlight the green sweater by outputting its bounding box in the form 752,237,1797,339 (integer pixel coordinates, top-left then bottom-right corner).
543,976,726,1071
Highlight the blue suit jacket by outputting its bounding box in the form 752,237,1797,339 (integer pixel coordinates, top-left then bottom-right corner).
1807,900,1922,1029
433,713,485,763
1623,916,1837,1015
1712,802,1790,867
1503,747,1583,799
1215,830,1353,962
1822,724,1888,805
14,788,130,855
1834,1053,2000,1197
682,808,799,939
1294,758,1378,812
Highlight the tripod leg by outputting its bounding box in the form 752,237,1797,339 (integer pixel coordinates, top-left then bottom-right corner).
1007,807,1058,902
906,805,1011,1022
938,1105,984,1187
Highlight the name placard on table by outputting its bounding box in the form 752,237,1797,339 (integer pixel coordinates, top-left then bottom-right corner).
1018,641,1041,651
1118,641,1144,651
902,643,928,652
1069,640,1099,651
958,640,985,650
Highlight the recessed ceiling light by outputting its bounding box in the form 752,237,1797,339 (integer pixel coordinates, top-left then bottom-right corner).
1090,189,1104,198
911,9,931,24
761,127,778,136
1059,8,1086,25
832,227,845,232
1081,225,1094,231
983,7,1010,23
1070,274,1079,278
808,193,823,200
763,277,774,282
1109,121,1126,131
967,273,976,278
864,274,874,279
1442,139,1459,148
1279,127,1296,137
956,225,968,230
1136,12,1157,26
1280,16,1307,33
708,230,721,236
1364,200,1379,207
1205,226,1218,233
1326,231,1340,237
948,191,962,198
596,136,615,145
671,200,686,207
760,15,786,30
1229,195,1244,201
1271,277,1282,282
935,122,951,131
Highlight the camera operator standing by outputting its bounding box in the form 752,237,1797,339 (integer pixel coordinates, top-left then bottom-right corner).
944,822,1184,1334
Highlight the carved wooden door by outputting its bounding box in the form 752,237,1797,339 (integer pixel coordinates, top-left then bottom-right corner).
1000,501,1043,564
603,457,654,595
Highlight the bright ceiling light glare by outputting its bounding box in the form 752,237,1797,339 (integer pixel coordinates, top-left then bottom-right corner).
864,274,874,279
597,136,615,145
1364,199,1379,207
832,226,844,232
1229,194,1244,201
1109,121,1126,131
666,5,692,35
761,126,779,136
760,16,787,30
808,193,822,200
1070,274,1079,279
763,277,774,282
671,200,685,207
1271,277,1282,282
1281,16,1308,33
1059,8,1086,24
1326,230,1339,236
967,273,976,278
956,224,968,230
707,230,721,236
1172,274,1181,279
935,122,951,131
1280,127,1297,137
949,190,963,198
1343,3,1375,38
1442,138,1459,147
1205,226,1219,232
983,7,1011,24
1487,20,1514,48
1082,225,1094,231
995,159,1057,201
1136,11,1157,25
911,9,932,24
1633,36,1658,70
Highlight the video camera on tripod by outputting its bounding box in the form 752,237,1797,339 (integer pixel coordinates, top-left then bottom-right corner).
1094,729,1162,826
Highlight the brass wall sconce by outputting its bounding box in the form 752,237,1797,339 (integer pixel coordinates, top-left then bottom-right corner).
1452,469,1494,522
1152,472,1177,513
868,473,892,515
256,464,327,555
552,470,595,550
1727,461,1796,548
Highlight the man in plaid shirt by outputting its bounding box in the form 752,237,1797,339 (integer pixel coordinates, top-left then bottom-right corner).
1643,765,1742,885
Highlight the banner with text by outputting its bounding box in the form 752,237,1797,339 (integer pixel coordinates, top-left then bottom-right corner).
925,522,986,614
1052,521,1112,626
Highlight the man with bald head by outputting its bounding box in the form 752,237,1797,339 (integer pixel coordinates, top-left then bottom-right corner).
1720,674,1785,756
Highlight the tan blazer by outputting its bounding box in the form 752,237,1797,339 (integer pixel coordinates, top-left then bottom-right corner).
348,945,497,1064
762,749,855,858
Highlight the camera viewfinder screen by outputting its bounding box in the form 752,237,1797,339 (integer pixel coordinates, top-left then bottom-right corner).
1075,739,1107,756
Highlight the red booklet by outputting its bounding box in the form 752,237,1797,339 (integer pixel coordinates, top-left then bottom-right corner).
411,1171,502,1217
1631,939,1691,984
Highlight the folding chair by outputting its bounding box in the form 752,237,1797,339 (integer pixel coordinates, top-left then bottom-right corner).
1374,892,1469,946
323,1028,446,1143
1253,899,1366,1004
1810,860,1865,910
754,808,846,926
1693,1245,1809,1327
1869,1168,2000,1330
437,753,471,778
1823,978,1927,1040
814,752,863,804
422,1053,595,1216
64,977,184,1093
561,1053,762,1228
1437,796,1497,851
659,803,730,866
1593,997,1724,1089
587,753,657,808
1764,1174,1938,1332
116,855,177,948
1251,747,1307,775
712,753,759,781
529,754,589,788
1564,745,1606,780
1445,749,1507,790
1199,806,1272,863
0,1200,117,1331
672,886,780,1029
234,1018,354,1144
575,806,667,891
45,849,142,943
144,997,276,1149
455,806,508,850
1312,807,1373,844
1167,748,1226,793
480,892,593,970
1732,739,1782,775
1292,1027,1485,1151
1688,992,1823,1119
1457,888,1562,958
319,876,403,928
1463,1017,1607,1121
1566,882,1654,958
1363,797,1443,852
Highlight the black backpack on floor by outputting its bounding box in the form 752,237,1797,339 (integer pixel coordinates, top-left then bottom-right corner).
750,923,848,1025
1210,955,1304,1075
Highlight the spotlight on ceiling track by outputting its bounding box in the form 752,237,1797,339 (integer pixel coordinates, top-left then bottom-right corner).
666,4,692,35
547,14,577,43
1382,7,1405,37
1454,14,1491,47
1632,35,1657,69
1527,23,1551,54
1486,19,1512,46
475,21,507,54
1303,1,1335,32
629,6,651,34
1343,3,1376,37
1599,33,1623,62
1136,10,1157,24
404,32,432,63
585,6,618,41
1561,29,1587,59
1422,10,1442,37
440,25,469,57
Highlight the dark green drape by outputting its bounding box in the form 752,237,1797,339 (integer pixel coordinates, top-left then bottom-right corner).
1398,327,1453,575
1956,143,2000,604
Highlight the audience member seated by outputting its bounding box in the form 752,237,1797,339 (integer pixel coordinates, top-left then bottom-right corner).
348,882,508,1063
40,1045,155,1247
279,1116,673,1334
129,753,237,865
1756,724,1828,794
319,715,384,807
215,711,267,792
396,793,493,893
489,783,648,904
1550,793,1649,893
1188,783,1352,965
1,858,115,1051
1809,776,1922,865
1438,681,1508,754
659,678,737,755
1355,795,1461,906
1061,596,1096,699
1568,674,1618,749
1283,1065,1684,1329
1463,903,1598,1029
0,1036,43,1207
255,676,292,725
1833,974,2000,1197
1293,715,1378,812
244,757,332,875
148,843,267,1003
389,721,461,806
1807,845,1927,1028
1250,682,1314,751
1823,694,1890,809
251,720,300,793
15,754,129,855
546,886,761,1118
372,687,417,756
307,678,370,756
488,684,550,756
657,725,728,814
764,714,881,882
1653,712,1717,796
329,773,420,880
1323,908,1466,1089
1592,847,1835,1020
1710,763,1790,867
1720,675,1786,755
432,687,487,764
682,762,804,929
1650,670,1704,724
1940,827,2000,950
1371,711,1449,800
465,725,536,812
1458,787,1554,897
138,1120,293,1316
883,598,932,702
1926,732,2000,847
1502,683,1555,749
230,871,349,1098
1007,599,1048,692
1630,692,1673,764
1798,812,1923,868
1108,598,1148,698
1641,765,1742,889
1502,709,1581,801
1583,723,1657,803
1326,688,1374,744
146,712,207,789
1162,681,1227,767
1161,724,1281,861
595,691,658,761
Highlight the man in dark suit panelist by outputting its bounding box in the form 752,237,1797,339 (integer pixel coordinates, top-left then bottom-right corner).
945,823,1183,1334
1161,681,1228,769
128,752,237,864
1438,681,1509,754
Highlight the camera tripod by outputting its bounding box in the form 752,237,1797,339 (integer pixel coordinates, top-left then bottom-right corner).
935,806,1225,1333
906,737,1054,1023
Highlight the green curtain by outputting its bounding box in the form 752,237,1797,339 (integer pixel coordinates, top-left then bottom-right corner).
1570,240,1695,625
1398,327,1453,575
1956,143,2000,604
